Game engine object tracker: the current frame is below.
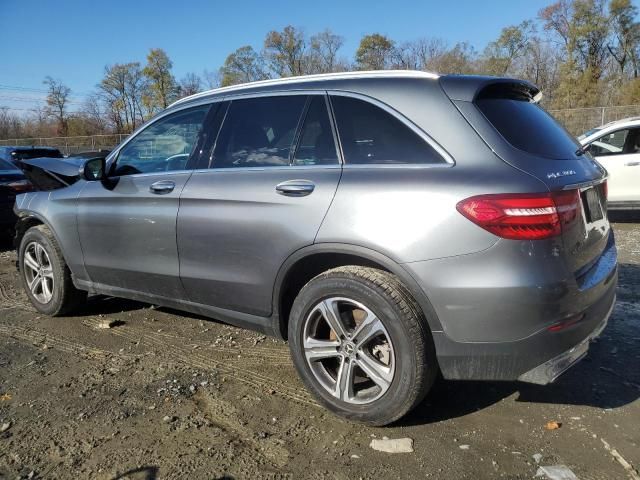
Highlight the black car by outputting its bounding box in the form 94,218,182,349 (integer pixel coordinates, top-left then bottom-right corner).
0,158,32,233
0,146,64,168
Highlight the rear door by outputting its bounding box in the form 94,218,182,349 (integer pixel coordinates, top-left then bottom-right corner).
586,127,640,204
178,93,341,316
77,104,211,298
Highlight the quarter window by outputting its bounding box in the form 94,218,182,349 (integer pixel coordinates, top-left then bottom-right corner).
213,96,306,168
330,95,444,165
293,96,338,166
114,105,210,176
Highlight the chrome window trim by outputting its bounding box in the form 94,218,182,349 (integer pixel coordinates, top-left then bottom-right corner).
191,164,343,174
326,90,455,166
107,88,455,174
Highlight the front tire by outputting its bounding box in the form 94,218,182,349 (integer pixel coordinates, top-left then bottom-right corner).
19,225,86,316
288,266,438,426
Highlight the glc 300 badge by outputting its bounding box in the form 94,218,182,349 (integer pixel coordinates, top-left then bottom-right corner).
547,170,577,179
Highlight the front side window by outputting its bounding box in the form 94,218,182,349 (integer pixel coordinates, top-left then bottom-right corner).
330,95,444,165
293,96,338,166
114,105,210,176
587,128,640,157
213,96,306,168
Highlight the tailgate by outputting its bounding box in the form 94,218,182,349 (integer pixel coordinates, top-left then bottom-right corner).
442,78,610,275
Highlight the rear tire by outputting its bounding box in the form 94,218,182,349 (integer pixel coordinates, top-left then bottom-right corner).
288,266,438,426
19,225,86,316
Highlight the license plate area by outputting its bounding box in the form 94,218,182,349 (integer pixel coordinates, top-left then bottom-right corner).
581,187,604,223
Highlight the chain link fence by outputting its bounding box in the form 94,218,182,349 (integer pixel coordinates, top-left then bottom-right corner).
2,105,640,153
0,134,128,156
548,105,640,136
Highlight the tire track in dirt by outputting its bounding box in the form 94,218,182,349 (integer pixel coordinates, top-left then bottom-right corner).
82,318,294,364
0,279,32,311
93,320,319,407
0,324,127,361
192,390,291,469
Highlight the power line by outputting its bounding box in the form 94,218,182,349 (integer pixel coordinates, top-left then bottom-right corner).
0,84,95,97
0,95,84,105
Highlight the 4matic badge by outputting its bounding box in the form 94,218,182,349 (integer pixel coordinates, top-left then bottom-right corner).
547,170,577,179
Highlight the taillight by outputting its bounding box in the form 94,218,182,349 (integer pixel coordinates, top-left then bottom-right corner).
3,179,33,193
602,180,608,200
456,190,581,240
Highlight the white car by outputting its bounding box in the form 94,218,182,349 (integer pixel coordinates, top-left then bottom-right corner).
579,117,640,210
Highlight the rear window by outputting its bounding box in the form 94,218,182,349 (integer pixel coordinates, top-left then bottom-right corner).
11,148,64,161
476,86,580,160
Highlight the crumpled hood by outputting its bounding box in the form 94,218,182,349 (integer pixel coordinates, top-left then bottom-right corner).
20,156,87,190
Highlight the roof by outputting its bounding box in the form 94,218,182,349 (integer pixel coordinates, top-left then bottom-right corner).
170,70,440,108
600,116,640,128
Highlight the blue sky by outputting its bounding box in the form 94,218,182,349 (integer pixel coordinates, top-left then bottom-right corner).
1,0,554,113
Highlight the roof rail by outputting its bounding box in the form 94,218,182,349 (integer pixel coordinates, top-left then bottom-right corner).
169,70,439,108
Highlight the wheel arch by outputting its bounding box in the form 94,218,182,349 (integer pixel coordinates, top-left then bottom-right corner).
272,243,443,339
15,214,68,267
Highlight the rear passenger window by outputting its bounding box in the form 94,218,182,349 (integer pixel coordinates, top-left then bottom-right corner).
330,96,444,165
213,96,306,168
294,96,338,166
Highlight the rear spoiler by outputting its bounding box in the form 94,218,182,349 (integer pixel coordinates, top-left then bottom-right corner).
439,76,541,103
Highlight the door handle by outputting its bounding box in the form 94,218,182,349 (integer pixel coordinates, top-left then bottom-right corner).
275,180,315,197
624,161,640,166
149,180,175,194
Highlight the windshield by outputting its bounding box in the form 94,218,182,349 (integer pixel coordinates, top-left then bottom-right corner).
578,128,602,141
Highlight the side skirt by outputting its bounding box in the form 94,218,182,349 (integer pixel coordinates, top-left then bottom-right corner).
73,278,281,337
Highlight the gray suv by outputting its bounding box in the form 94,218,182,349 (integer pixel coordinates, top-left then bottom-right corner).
14,71,617,425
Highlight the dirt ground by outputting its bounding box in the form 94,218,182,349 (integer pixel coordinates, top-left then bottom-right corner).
0,216,638,480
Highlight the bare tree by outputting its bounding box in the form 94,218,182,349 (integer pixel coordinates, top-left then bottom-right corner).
43,76,71,136
178,73,203,97
309,29,345,73
264,26,308,76
99,63,147,133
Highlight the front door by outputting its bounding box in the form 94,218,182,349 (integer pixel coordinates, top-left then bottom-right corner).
589,127,640,204
178,94,342,316
77,104,211,298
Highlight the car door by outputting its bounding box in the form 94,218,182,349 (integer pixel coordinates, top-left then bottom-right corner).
76,104,211,299
587,126,640,204
178,93,342,317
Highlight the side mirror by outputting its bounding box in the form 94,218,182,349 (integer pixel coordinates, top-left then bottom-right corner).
83,157,106,181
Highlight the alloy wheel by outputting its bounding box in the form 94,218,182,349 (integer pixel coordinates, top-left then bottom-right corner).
302,297,395,405
23,241,54,304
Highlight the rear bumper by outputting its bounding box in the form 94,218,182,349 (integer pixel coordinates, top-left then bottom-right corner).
404,231,618,381
518,297,612,384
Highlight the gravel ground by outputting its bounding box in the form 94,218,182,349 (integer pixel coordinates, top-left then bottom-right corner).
0,216,638,480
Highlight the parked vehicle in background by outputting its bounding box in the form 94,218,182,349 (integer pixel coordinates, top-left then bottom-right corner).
579,117,640,210
0,146,64,168
14,71,617,425
0,158,32,235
